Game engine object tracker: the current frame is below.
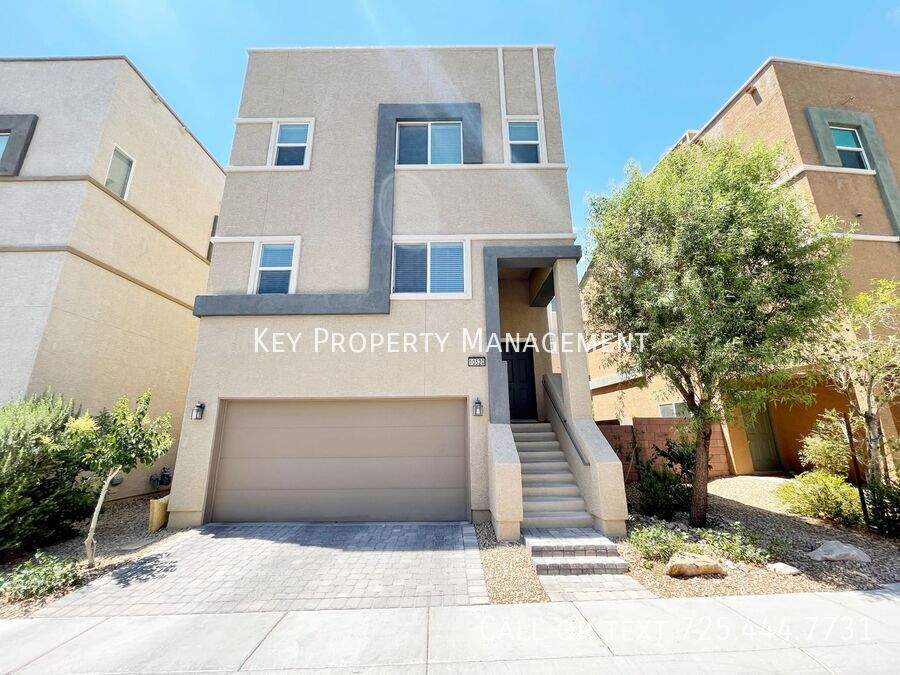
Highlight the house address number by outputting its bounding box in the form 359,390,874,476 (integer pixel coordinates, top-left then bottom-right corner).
468,356,486,367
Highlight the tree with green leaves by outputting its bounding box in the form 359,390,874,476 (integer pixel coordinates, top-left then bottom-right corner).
583,138,848,526
64,391,172,566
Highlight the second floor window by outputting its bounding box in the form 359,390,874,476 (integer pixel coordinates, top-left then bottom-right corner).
274,123,309,166
830,126,868,170
0,133,9,157
256,243,296,294
105,147,134,198
393,241,465,295
508,121,540,164
396,122,462,165
659,401,689,418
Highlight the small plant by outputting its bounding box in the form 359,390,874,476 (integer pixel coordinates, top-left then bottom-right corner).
0,551,80,601
864,480,900,538
697,523,774,564
764,538,792,562
776,470,863,525
635,438,695,520
629,524,700,561
798,409,864,476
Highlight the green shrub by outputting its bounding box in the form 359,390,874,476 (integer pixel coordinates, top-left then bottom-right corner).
697,523,779,563
0,392,96,553
798,409,864,475
776,470,863,525
635,439,695,520
865,480,900,538
629,524,700,561
0,551,80,601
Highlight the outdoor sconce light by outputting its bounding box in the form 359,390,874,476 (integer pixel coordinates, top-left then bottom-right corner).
191,401,206,420
473,398,484,417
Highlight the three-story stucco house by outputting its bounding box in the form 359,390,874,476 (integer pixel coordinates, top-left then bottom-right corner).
0,57,225,498
167,45,627,539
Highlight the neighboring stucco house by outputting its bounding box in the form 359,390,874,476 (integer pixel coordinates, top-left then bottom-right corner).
167,45,627,539
586,57,900,475
0,57,225,498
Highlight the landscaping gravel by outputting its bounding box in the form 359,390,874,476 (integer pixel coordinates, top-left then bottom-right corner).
622,475,900,598
1,495,183,617
475,522,549,604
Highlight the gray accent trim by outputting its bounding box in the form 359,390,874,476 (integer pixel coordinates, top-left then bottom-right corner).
483,245,581,424
0,115,38,176
806,107,900,238
530,271,555,307
195,102,482,317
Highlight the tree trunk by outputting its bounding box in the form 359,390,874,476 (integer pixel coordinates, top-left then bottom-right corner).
84,466,121,567
863,412,883,484
689,423,712,527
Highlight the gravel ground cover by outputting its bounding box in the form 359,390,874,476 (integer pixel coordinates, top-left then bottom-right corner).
1,495,182,617
622,476,900,598
474,522,549,604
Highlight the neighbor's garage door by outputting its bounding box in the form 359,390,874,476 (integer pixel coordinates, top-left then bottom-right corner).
209,399,467,522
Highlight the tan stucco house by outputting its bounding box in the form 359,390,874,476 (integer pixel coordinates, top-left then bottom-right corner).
0,57,225,498
586,57,900,476
167,45,627,539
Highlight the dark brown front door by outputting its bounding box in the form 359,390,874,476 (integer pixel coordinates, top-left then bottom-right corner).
502,344,538,421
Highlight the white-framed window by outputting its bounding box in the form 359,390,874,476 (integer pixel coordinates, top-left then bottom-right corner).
391,239,469,298
396,121,462,165
829,126,869,170
267,119,315,168
0,132,9,157
659,401,689,418
248,238,302,294
104,146,134,199
507,119,541,164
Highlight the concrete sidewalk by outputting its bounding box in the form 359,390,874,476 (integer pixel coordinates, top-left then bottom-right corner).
2,586,898,673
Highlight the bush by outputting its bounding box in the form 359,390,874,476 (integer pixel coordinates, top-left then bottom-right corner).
798,409,864,476
629,524,700,561
635,438,694,520
0,551,80,601
865,480,900,538
0,392,96,553
696,523,782,564
776,470,863,525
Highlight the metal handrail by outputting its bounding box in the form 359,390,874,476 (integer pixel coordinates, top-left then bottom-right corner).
542,376,589,466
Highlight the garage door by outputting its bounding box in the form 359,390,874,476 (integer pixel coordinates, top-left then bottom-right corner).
209,398,467,522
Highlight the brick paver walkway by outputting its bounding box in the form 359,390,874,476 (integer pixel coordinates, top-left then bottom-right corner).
36,523,488,617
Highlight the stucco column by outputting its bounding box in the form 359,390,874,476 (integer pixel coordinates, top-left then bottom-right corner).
551,259,592,419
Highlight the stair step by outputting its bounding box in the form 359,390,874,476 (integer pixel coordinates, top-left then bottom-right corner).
534,556,629,575
513,431,557,442
515,440,561,450
524,496,586,512
521,511,594,528
517,449,565,461
520,461,569,472
524,530,620,557
522,483,581,497
510,422,552,433
521,471,575,484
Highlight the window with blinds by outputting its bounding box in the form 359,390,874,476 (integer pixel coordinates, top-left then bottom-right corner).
396,122,462,165
256,243,295,294
393,242,466,295
105,147,134,198
508,121,540,164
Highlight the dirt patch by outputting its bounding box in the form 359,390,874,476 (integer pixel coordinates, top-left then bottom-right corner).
475,522,548,604
1,495,184,617
623,476,900,598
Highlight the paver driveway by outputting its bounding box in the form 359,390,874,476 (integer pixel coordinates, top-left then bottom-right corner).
36,522,488,617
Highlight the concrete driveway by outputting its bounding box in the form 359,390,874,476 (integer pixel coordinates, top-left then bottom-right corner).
35,522,488,617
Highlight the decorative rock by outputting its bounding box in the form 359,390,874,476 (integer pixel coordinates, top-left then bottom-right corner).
806,541,871,563
664,552,727,577
766,562,801,576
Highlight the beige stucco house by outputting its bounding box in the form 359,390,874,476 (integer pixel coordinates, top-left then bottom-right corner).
586,57,900,476
0,57,225,498
167,45,627,539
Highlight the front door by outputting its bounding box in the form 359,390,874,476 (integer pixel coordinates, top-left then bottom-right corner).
502,344,537,421
746,407,782,472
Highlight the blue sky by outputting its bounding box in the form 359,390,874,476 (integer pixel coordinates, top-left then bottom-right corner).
5,0,900,258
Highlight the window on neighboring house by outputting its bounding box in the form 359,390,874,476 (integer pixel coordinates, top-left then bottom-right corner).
255,242,296,294
273,123,310,167
105,147,134,198
659,401,689,418
830,126,869,170
508,121,540,164
0,133,9,157
393,241,466,295
396,122,462,165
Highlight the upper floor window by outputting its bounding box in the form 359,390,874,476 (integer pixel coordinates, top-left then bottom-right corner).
272,123,311,167
396,122,462,165
508,121,540,164
659,401,689,418
105,147,134,198
0,133,9,157
254,242,298,294
392,241,466,296
830,126,869,170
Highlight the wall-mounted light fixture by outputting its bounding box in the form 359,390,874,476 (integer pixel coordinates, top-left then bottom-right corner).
473,398,483,417
191,401,206,420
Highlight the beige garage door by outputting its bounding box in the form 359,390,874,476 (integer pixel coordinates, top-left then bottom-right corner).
209,399,467,522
